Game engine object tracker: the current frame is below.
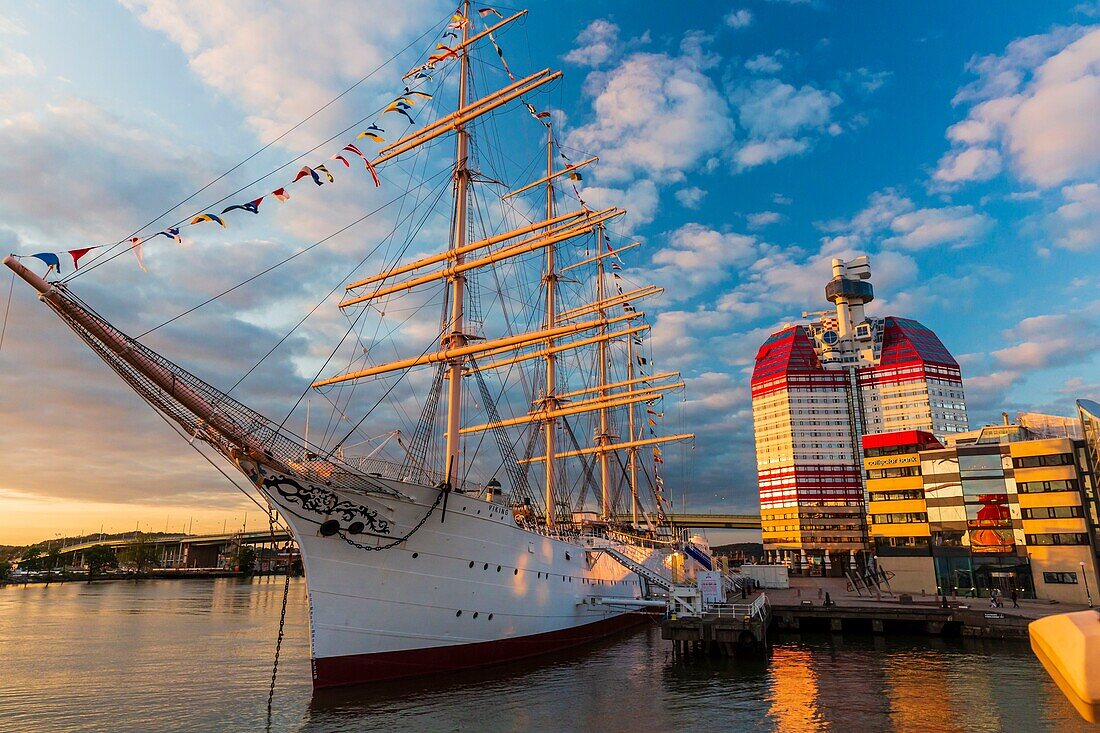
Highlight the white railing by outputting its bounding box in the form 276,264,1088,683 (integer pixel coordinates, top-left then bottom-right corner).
705,593,769,621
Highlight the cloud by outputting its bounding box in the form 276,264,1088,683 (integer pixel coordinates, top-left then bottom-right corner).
819,188,990,252
745,54,783,74
0,97,209,244
991,313,1100,370
882,205,992,250
0,13,25,35
1047,182,1100,251
1075,2,1100,18
747,211,781,228
935,26,1100,188
578,179,659,225
563,19,621,68
122,0,450,145
0,48,36,76
933,146,1002,185
567,42,735,184
730,79,841,170
674,186,707,209
724,9,753,29
651,223,760,287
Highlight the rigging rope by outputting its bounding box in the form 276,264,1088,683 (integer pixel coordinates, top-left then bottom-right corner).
0,268,14,355
65,15,451,282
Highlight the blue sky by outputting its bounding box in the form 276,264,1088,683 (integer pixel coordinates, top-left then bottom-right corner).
1,1,1099,542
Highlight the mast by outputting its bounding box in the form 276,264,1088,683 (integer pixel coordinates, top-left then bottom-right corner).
595,223,612,519
543,122,558,530
626,336,639,528
443,1,471,482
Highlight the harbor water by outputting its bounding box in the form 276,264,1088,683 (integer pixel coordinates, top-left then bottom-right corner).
0,577,1092,732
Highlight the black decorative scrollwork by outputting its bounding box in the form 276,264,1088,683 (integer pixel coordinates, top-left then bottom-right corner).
262,476,391,534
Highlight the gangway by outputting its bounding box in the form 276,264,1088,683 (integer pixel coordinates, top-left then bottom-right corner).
682,543,713,571
592,546,702,615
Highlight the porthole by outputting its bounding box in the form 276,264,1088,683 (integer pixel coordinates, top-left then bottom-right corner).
412,552,419,559
456,610,462,617
513,569,518,575
496,566,501,572
483,563,489,570
473,612,479,619
469,561,475,568
488,614,494,620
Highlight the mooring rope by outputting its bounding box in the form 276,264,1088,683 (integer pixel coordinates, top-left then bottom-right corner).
0,268,14,355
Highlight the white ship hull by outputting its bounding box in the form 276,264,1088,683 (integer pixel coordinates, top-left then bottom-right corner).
241,460,661,688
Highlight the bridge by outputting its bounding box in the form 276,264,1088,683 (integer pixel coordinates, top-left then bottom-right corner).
35,530,294,571
613,513,762,530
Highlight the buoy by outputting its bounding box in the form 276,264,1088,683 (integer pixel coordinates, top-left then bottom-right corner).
319,519,340,536
347,521,365,535
1029,610,1100,723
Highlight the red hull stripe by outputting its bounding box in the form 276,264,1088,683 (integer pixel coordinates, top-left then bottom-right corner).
312,612,649,688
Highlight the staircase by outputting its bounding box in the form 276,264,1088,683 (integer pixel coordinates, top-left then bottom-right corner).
596,547,702,615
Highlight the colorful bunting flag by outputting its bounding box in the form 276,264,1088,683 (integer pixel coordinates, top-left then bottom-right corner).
154,227,183,244
221,197,263,215
342,144,381,187
385,100,416,125
357,130,385,143
129,237,147,272
293,166,323,186
315,164,335,183
478,7,503,18
636,355,647,366
190,213,227,228
272,187,290,202
488,32,515,81
68,247,93,270
331,154,351,168
31,252,61,273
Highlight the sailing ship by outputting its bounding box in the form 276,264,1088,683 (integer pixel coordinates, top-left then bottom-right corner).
3,4,699,687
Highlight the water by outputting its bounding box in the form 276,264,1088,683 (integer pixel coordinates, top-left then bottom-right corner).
0,577,1092,733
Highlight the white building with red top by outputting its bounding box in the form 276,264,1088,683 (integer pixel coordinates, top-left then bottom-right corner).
750,256,969,574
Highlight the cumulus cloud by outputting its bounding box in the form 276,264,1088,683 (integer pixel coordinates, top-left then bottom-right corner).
724,9,753,29
579,179,659,225
651,223,759,287
747,211,781,228
991,313,1100,370
745,54,783,74
1047,182,1100,251
563,19,621,68
882,205,992,250
0,47,35,76
820,188,990,253
934,25,1100,188
674,186,707,209
730,79,841,171
122,0,450,145
567,43,735,183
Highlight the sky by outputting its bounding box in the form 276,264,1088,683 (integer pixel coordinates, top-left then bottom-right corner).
2,1,1100,545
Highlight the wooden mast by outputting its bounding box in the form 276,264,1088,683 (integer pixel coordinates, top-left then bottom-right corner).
542,122,558,530
595,223,612,519
443,1,471,483
626,334,639,528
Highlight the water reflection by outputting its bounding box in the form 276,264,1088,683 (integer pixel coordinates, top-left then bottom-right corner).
0,579,1092,732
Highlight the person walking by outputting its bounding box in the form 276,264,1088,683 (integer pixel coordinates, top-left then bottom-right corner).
1011,588,1019,609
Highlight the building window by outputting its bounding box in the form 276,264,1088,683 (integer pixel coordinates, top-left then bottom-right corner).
1022,506,1082,519
1013,453,1074,469
871,512,928,524
1026,533,1090,546
867,466,920,479
1017,479,1080,494
1042,571,1078,584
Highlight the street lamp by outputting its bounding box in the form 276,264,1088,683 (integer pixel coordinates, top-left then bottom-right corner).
1081,561,1094,608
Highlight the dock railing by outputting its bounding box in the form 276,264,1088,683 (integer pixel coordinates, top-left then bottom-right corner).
705,593,770,621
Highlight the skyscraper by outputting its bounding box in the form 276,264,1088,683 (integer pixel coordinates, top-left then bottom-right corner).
751,256,969,574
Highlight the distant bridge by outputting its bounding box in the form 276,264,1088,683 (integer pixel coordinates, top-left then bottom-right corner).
33,530,294,571
614,513,762,530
